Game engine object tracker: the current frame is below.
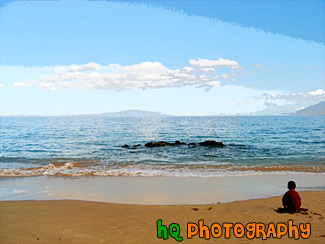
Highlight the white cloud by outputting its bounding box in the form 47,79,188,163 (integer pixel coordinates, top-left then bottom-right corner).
53,62,101,75
13,82,31,87
0,84,5,89
189,58,238,68
117,61,167,73
22,58,240,91
256,64,263,68
307,89,325,96
254,88,325,114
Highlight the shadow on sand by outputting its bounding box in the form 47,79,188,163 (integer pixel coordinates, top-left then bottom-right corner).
275,207,309,215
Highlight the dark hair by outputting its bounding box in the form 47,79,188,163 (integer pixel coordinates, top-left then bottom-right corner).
287,181,296,190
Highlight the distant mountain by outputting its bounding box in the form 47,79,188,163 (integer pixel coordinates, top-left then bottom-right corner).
291,101,325,116
1,110,171,117
94,110,170,117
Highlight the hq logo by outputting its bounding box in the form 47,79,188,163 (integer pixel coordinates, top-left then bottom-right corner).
156,220,183,242
156,219,311,241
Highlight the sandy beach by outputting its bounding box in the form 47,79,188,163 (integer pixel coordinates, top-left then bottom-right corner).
1,191,324,243
2,1,324,244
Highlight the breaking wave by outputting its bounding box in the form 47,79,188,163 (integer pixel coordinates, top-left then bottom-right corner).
0,162,324,177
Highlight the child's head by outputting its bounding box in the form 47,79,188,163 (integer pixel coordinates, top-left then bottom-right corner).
287,181,296,190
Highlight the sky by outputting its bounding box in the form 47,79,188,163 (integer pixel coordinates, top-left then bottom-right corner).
0,0,324,116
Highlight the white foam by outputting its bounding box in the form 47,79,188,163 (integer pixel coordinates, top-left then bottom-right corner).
0,162,324,177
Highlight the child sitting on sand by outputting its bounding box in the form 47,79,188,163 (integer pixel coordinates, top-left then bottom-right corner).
282,181,301,213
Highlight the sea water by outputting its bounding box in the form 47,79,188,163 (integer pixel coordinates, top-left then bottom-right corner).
1,116,324,177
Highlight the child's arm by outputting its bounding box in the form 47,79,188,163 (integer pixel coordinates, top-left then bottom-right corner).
282,194,287,208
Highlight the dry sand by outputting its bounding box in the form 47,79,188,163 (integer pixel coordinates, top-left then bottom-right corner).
1,191,324,244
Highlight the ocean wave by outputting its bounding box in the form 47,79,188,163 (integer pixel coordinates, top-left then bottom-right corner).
0,162,324,177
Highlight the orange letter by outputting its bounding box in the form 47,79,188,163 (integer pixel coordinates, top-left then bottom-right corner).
299,223,311,239
187,223,198,239
223,223,233,238
233,223,245,238
277,223,288,239
266,223,277,238
246,223,256,239
256,223,267,240
287,220,299,239
198,220,210,239
211,223,222,238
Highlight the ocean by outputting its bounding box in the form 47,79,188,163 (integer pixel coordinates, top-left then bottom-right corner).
1,116,324,177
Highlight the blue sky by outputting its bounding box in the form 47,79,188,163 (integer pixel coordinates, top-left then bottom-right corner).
0,0,324,116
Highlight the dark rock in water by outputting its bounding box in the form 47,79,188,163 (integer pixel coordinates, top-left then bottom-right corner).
159,141,172,146
174,140,186,145
131,140,226,148
145,141,187,147
129,144,142,149
122,144,142,148
198,140,226,147
145,141,171,147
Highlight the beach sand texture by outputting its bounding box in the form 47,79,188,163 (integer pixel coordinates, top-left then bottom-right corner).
1,191,324,244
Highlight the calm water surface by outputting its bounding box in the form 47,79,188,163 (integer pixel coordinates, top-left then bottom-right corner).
0,116,324,177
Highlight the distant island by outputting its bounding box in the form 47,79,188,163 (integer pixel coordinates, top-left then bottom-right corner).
290,101,325,116
85,110,171,117
3,105,325,117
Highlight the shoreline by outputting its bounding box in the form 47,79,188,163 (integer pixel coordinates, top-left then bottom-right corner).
1,174,324,204
1,191,324,243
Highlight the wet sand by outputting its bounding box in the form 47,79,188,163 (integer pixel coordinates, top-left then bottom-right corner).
1,191,324,243
1,174,325,204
